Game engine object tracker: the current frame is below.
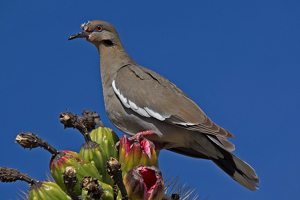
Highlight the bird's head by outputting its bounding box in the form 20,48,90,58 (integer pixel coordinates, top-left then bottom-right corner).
69,20,121,48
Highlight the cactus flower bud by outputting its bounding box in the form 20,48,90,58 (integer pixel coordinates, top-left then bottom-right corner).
118,135,159,176
80,176,104,199
80,176,118,200
50,150,102,195
90,127,119,160
0,167,71,200
15,132,102,196
79,141,113,186
59,110,116,186
124,165,164,200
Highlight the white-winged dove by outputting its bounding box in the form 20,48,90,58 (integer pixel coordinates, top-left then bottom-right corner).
69,20,259,191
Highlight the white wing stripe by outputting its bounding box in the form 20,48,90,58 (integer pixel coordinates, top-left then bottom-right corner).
128,99,138,110
129,99,151,117
175,122,196,126
112,80,169,120
112,80,130,108
144,107,166,121
136,107,151,117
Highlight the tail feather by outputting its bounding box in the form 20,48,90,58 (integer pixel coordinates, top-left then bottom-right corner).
190,133,259,190
211,149,259,191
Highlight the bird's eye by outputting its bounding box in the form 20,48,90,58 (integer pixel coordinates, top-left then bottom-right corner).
96,25,103,32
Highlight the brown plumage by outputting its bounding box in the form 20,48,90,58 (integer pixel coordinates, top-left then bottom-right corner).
69,20,259,191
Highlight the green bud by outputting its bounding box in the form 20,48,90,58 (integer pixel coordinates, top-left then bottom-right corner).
79,141,114,186
14,133,103,196
50,150,102,195
29,181,71,200
90,127,119,160
0,167,71,200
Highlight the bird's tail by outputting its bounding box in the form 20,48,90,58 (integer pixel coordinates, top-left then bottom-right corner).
186,133,259,191
170,133,259,190
211,145,259,191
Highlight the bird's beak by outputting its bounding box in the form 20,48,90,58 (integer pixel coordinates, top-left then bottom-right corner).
68,31,90,40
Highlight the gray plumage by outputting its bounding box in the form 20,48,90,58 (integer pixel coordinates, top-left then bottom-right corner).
69,20,259,191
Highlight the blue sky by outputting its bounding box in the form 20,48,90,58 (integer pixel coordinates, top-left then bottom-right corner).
1,1,299,199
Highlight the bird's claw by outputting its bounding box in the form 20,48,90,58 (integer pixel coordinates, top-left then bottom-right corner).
115,130,157,151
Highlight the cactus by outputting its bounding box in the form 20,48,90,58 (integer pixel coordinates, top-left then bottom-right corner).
79,141,113,185
90,127,119,160
50,150,102,195
0,110,201,200
124,165,164,200
15,132,102,196
0,167,71,200
119,135,159,176
59,110,117,186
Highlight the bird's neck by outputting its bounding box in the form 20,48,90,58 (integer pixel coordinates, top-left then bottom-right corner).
96,42,135,87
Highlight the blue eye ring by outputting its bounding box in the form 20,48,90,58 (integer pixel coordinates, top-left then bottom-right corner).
95,25,104,32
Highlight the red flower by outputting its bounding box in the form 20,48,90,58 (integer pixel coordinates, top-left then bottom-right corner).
124,165,164,200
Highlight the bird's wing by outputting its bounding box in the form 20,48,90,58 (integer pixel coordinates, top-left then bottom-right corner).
113,64,233,138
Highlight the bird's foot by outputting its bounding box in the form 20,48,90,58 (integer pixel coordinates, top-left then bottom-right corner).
115,130,157,150
129,130,157,142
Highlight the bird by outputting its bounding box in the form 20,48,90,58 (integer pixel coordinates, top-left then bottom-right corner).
69,20,259,191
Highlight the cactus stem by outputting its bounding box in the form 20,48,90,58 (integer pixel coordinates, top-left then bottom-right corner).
59,109,103,134
0,167,38,186
59,110,101,145
15,132,59,155
106,157,128,200
63,167,80,200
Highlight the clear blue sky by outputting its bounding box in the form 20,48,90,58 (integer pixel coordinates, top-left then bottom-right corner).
1,1,299,199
